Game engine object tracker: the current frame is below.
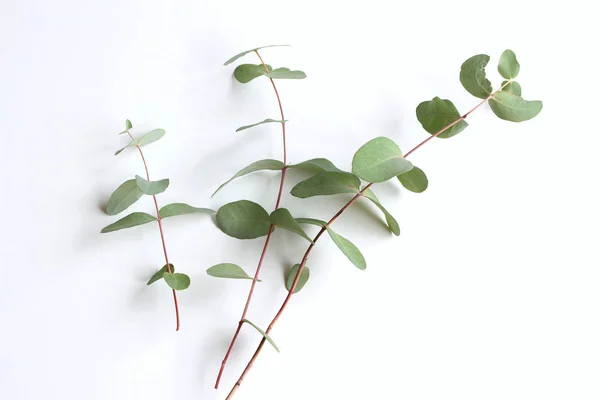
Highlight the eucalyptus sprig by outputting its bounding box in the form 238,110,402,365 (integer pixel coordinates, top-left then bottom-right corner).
102,120,214,330
209,48,542,398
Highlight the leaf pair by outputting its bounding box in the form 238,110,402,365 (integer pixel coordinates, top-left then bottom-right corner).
146,264,191,290
106,176,169,216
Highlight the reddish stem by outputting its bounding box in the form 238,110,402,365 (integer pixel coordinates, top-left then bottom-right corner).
127,132,180,331
214,50,289,389
224,85,508,399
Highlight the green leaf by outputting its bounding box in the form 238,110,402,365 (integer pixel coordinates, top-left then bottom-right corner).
163,272,191,290
397,166,428,193
287,158,343,174
212,159,285,197
159,203,215,219
234,64,272,83
147,264,174,285
125,119,133,130
489,91,543,122
223,45,290,66
460,54,493,99
416,97,469,139
216,200,271,239
291,171,361,198
502,80,522,96
352,137,413,183
285,264,310,293
265,68,307,79
296,217,326,227
114,139,136,155
243,319,280,352
135,175,169,195
327,227,366,270
207,263,257,280
236,118,286,132
270,208,313,243
361,189,400,236
498,49,520,79
101,212,156,233
106,179,143,215
137,128,165,147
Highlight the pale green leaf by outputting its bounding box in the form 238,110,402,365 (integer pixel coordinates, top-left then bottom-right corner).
125,119,133,130
207,263,257,280
291,172,361,198
352,137,413,183
159,203,215,219
236,118,287,132
416,97,469,139
287,158,343,174
327,227,366,270
498,49,520,79
106,179,143,216
266,68,307,79
163,272,190,290
114,139,136,155
460,54,493,99
223,45,290,66
502,80,522,96
212,159,285,197
397,166,428,193
243,319,280,352
101,212,156,233
295,218,326,227
216,200,271,239
362,189,400,236
489,91,543,122
270,208,313,243
285,264,310,293
234,64,272,83
147,264,174,285
135,175,169,195
137,129,165,147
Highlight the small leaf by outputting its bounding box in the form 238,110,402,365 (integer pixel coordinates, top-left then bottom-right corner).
106,179,143,215
159,203,215,219
270,208,313,243
327,227,366,270
212,159,285,197
397,166,428,193
361,189,400,236
243,319,280,352
236,118,286,132
460,54,493,99
137,128,165,147
234,64,272,83
147,264,174,285
125,119,133,130
135,175,169,195
114,139,136,155
163,272,191,290
223,45,290,66
265,68,307,79
296,217,326,227
352,137,413,183
502,80,522,96
498,49,520,79
489,91,543,122
291,171,361,198
207,263,257,280
101,212,157,233
287,158,343,174
416,97,469,139
285,264,309,293
216,200,271,239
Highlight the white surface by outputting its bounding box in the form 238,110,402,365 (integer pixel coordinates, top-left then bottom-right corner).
1,1,599,399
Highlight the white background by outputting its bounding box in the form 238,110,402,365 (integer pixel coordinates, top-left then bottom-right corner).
1,1,599,399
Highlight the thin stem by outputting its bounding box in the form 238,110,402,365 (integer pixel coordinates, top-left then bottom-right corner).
224,85,509,399
127,132,180,331
214,50,289,389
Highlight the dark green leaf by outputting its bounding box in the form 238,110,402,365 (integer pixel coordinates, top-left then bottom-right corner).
291,172,361,198
114,139,136,155
236,118,286,132
397,166,428,193
135,175,169,195
159,203,215,219
502,80,522,96
243,319,280,352
216,200,271,239
296,217,327,227
106,179,143,215
212,159,285,197
460,54,493,99
223,45,290,66
234,64,272,83
352,137,413,183
137,129,165,147
266,68,307,79
147,264,174,285
285,264,309,293
489,91,543,122
270,208,313,243
361,189,400,236
207,263,257,280
287,158,344,174
101,212,156,233
327,227,366,270
416,97,469,139
163,272,190,290
498,49,520,79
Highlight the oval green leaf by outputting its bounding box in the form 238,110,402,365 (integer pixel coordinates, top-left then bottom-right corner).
265,68,307,79
489,91,543,122
135,175,169,195
236,118,286,132
119,119,133,135
416,97,469,139
216,200,271,239
361,189,400,236
327,227,366,270
159,203,215,219
498,49,520,79
101,212,157,233
106,179,143,215
234,64,272,83
502,80,522,96
243,319,280,352
460,54,493,99
212,159,285,197
287,158,344,174
137,129,165,147
270,208,313,243
207,263,256,280
223,45,290,66
147,264,174,285
397,166,428,193
290,171,361,198
285,264,310,293
352,137,413,183
163,272,190,290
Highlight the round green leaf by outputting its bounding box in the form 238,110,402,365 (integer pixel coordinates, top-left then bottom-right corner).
489,91,543,122
101,212,157,233
397,166,428,193
207,263,256,280
212,159,285,197
460,54,493,99
352,137,413,183
290,172,361,198
327,227,366,270
265,68,307,79
285,264,310,293
498,50,520,79
159,203,215,219
502,80,522,96
270,208,313,243
416,97,469,139
234,64,272,83
106,179,143,215
216,200,271,239
135,175,169,195
163,272,190,290
147,264,174,285
223,45,290,66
